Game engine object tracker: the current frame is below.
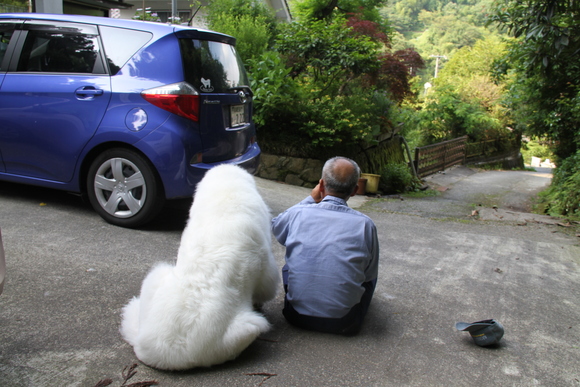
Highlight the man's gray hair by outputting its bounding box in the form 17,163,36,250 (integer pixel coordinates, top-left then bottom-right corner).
322,156,361,196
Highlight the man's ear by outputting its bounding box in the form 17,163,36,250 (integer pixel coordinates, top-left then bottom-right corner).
318,179,326,196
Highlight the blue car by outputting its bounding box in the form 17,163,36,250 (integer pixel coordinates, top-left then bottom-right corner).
0,13,260,227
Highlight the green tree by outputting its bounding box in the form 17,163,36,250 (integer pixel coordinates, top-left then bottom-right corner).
380,0,499,82
276,17,380,94
202,0,423,165
418,36,512,145
292,0,388,28
490,0,580,218
490,0,580,160
253,16,387,154
414,9,488,73
247,4,423,157
204,0,278,63
420,84,503,143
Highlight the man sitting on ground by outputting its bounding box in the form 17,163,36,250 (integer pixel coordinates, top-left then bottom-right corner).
271,156,379,335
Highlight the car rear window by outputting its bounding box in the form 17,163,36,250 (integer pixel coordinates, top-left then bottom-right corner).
179,38,249,93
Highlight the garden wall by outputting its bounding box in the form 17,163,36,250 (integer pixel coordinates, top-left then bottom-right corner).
256,153,323,188
256,136,409,188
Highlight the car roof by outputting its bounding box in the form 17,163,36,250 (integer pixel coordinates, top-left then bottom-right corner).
0,13,234,42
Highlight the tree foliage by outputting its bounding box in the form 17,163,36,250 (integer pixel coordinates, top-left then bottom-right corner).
490,0,579,72
204,0,278,63
292,0,388,27
276,17,381,89
416,36,512,146
490,0,580,160
489,0,580,218
539,151,580,219
241,3,424,157
380,0,497,82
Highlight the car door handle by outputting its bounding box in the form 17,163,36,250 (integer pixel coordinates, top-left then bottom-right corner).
75,87,104,99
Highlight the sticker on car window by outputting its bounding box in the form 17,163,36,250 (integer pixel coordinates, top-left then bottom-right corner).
200,78,214,92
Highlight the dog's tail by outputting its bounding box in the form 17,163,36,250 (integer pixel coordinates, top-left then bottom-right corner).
119,296,141,346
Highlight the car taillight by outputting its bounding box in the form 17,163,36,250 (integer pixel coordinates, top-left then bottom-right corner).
141,82,200,122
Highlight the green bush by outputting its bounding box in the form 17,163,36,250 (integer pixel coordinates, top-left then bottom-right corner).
248,52,298,127
538,151,580,219
379,162,416,194
249,54,384,157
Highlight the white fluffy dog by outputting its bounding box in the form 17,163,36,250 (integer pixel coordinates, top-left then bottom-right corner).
120,164,280,370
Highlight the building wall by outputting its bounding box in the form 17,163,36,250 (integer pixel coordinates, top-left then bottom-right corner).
35,0,63,14
115,0,289,24
116,0,208,26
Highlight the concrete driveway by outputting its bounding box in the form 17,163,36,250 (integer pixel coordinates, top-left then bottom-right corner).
0,166,578,386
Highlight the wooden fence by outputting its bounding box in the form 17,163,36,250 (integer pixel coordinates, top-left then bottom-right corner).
414,135,520,177
414,136,467,177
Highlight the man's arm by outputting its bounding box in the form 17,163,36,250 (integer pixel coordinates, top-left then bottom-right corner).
364,223,380,282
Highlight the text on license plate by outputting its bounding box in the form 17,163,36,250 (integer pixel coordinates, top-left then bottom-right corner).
230,105,246,127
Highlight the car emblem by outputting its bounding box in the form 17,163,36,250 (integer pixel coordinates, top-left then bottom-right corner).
238,91,248,104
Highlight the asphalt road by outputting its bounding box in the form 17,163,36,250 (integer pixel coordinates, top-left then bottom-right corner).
0,166,579,386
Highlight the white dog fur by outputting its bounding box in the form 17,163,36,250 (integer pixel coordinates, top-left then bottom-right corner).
120,164,280,370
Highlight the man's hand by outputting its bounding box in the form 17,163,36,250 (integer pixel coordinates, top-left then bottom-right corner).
311,183,323,203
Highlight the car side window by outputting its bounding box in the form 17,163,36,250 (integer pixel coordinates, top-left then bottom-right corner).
0,23,16,71
99,26,152,75
17,30,100,73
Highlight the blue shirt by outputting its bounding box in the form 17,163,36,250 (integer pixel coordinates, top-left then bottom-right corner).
272,195,379,318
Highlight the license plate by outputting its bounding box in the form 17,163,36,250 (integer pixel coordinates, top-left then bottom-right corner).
230,105,246,127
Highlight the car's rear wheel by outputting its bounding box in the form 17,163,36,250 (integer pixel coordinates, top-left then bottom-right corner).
87,148,164,228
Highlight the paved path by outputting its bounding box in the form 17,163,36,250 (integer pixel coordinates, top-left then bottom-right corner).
0,166,578,386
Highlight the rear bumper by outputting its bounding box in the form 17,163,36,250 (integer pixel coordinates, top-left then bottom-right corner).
192,142,261,174
166,142,261,199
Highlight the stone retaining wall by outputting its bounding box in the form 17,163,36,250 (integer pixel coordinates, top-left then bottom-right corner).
256,153,323,188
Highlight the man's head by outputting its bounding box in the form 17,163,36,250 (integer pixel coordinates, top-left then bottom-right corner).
320,157,361,200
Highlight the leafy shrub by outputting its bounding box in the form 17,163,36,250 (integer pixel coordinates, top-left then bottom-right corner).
538,151,580,220
298,94,378,147
205,0,422,165
418,84,506,145
249,53,384,157
248,52,298,127
379,162,418,194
